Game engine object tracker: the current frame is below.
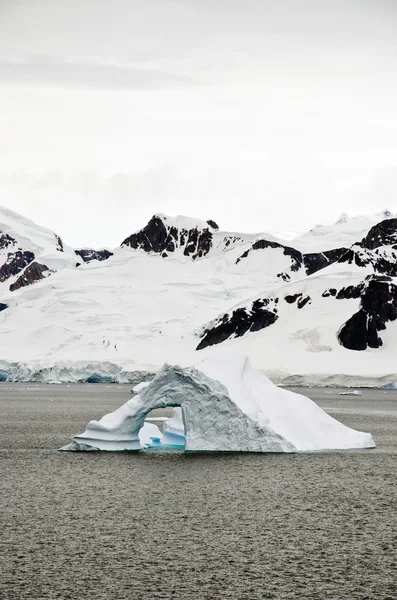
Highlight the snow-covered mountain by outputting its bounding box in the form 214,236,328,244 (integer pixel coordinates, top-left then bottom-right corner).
294,210,395,251
1,206,397,385
0,206,113,293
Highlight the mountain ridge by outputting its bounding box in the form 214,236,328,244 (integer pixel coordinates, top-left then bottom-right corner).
1,205,397,384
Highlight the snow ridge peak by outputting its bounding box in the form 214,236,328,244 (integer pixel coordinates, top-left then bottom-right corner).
121,213,218,260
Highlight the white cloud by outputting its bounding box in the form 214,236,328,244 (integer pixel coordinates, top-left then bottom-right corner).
0,0,397,246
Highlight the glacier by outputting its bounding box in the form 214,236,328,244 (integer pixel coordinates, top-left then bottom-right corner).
61,353,375,453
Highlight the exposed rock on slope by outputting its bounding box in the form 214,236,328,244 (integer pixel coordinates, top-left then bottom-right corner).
338,276,397,350
9,262,53,292
303,248,348,275
237,239,302,271
0,233,17,250
236,238,349,279
360,218,397,250
197,299,279,350
121,214,217,259
0,206,116,292
0,250,35,283
75,249,114,263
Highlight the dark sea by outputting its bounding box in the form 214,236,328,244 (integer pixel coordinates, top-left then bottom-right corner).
1,384,396,600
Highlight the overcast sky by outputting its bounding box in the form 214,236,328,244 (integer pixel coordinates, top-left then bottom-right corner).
1,0,397,247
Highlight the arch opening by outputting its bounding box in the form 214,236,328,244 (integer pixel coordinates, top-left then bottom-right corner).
139,405,186,450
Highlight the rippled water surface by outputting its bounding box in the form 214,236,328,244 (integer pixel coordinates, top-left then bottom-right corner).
1,384,396,600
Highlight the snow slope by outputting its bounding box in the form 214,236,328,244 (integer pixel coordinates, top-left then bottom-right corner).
1,206,397,385
294,210,395,251
62,353,375,452
0,205,112,293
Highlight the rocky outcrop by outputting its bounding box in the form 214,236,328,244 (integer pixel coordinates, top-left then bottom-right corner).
285,293,301,304
55,235,64,252
360,218,397,250
206,219,219,230
75,249,114,263
297,295,311,309
237,241,350,278
284,293,311,308
0,233,17,250
197,298,278,350
322,288,337,297
121,215,214,260
0,251,34,283
338,275,397,350
303,248,348,276
236,239,303,272
0,303,8,312
9,262,52,292
336,245,397,277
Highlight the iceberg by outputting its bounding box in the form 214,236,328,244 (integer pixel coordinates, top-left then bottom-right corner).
139,422,163,447
160,407,186,448
132,381,151,394
61,353,375,452
380,382,397,390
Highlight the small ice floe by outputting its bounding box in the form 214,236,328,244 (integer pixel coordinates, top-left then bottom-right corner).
380,382,397,390
339,390,362,396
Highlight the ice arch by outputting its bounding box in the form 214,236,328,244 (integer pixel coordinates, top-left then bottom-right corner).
62,353,375,452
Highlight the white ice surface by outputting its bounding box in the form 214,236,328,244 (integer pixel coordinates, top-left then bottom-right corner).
161,407,186,447
132,381,151,394
139,422,163,447
62,353,375,453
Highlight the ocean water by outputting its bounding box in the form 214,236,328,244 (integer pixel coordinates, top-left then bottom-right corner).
1,384,396,600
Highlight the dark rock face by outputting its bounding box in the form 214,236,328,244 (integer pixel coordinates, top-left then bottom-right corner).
182,227,213,259
360,218,397,250
196,298,278,350
75,249,114,263
370,255,397,277
322,288,337,297
0,251,34,283
0,303,8,312
303,248,348,276
297,295,311,309
122,216,214,260
338,276,397,350
337,248,369,268
285,294,301,304
223,236,243,248
336,284,364,300
284,293,311,308
55,235,64,252
122,216,169,253
0,233,17,250
10,262,51,292
206,219,219,230
336,244,397,277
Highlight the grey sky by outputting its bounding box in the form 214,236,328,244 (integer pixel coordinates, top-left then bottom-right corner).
0,0,397,247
